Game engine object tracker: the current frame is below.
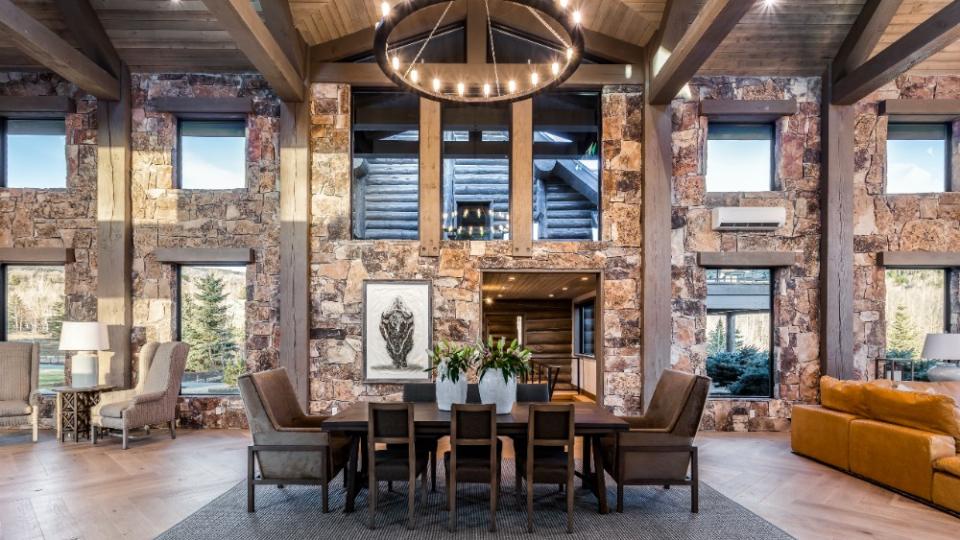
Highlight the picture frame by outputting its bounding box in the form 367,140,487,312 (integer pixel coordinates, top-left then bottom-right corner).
362,279,433,384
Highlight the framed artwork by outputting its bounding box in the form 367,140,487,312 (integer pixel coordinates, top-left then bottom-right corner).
362,280,433,383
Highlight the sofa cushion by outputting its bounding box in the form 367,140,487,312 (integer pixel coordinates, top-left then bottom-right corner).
790,405,856,471
820,376,893,417
933,472,960,513
0,342,33,402
99,400,134,418
0,400,31,416
863,385,960,443
898,381,960,404
934,456,960,478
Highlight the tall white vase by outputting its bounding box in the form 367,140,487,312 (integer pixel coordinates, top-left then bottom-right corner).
479,371,517,414
435,363,468,411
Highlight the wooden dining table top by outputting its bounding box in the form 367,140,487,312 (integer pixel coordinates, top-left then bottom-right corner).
321,401,629,435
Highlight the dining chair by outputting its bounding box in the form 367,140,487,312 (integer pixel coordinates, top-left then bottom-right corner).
466,383,481,403
445,403,501,532
367,402,429,530
401,383,441,491
510,384,550,493
516,403,576,533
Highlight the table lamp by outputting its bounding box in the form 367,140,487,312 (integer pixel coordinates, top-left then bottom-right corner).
921,333,960,382
59,321,109,388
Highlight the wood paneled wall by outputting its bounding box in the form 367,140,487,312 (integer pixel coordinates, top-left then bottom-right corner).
482,299,574,386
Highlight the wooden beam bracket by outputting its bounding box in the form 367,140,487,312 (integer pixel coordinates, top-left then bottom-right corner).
148,97,254,119
879,99,960,122
697,251,798,268
0,96,75,117
154,248,255,265
878,251,960,268
699,99,798,122
0,247,75,264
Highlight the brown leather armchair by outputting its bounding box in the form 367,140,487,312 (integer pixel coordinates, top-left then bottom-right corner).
600,369,711,513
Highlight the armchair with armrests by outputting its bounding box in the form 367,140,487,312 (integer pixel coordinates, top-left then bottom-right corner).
90,342,189,449
600,369,711,513
0,342,41,442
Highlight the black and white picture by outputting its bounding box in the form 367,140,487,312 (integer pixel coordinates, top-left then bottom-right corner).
362,280,432,383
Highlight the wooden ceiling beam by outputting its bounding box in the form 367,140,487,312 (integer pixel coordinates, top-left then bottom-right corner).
831,0,903,82
649,0,698,69
467,0,487,64
832,0,960,105
201,0,303,102
0,0,119,100
52,0,122,78
648,0,755,105
260,0,306,75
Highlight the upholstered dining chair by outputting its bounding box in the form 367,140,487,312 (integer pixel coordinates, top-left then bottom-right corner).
516,403,576,533
238,368,351,513
599,369,710,513
90,342,189,449
510,383,550,490
401,383,441,491
367,402,429,530
446,403,501,532
0,342,40,442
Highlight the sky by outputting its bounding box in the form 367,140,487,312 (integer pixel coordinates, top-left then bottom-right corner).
886,138,946,194
6,134,67,188
180,135,247,189
706,139,773,192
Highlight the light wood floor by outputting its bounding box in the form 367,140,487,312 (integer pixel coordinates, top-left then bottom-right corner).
0,428,956,540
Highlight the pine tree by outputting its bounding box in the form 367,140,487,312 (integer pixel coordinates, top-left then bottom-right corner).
707,319,726,356
887,304,921,358
182,273,238,374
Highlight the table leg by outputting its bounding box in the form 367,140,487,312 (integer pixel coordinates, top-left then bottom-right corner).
344,433,360,513
591,435,609,514
581,435,592,488
56,393,63,443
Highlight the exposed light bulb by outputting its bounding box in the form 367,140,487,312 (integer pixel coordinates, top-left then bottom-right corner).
530,71,539,85
566,47,574,60
483,83,491,97
764,0,776,5
625,64,633,79
457,81,465,96
410,68,419,83
391,55,400,71
432,77,441,92
507,79,516,93
572,10,581,24
380,1,390,18
559,0,568,7
551,62,560,75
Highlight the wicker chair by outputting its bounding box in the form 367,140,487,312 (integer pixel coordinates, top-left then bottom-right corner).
0,342,40,442
90,342,189,449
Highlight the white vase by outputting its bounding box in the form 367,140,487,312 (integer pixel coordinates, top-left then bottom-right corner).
479,371,517,414
435,364,468,411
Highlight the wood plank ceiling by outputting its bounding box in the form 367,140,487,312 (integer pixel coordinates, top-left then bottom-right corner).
0,1,956,76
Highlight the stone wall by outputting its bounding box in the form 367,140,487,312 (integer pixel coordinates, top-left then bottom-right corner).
853,76,960,378
305,84,647,416
129,73,281,428
670,77,823,431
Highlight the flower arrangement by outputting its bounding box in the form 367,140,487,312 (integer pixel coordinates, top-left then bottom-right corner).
477,336,532,383
426,341,477,383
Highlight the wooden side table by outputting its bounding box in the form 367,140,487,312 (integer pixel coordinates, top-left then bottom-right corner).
52,385,114,443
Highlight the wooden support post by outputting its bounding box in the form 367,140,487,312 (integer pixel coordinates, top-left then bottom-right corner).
97,66,132,388
511,99,533,257
820,73,856,379
420,98,442,257
280,98,311,409
466,0,487,65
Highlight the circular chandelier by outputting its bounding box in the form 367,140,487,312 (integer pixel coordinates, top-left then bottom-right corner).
374,0,585,104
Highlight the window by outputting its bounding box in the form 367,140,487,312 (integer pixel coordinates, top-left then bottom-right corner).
177,265,246,395
706,123,775,192
442,102,510,240
886,123,948,194
884,269,948,359
575,299,595,356
178,120,246,189
706,268,773,397
2,265,65,388
533,92,600,241
352,91,420,240
2,119,67,188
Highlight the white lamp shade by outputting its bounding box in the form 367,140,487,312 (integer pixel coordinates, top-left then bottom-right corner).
58,321,110,351
921,334,960,361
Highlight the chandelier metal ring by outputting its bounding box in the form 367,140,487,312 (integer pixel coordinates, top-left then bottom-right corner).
374,0,585,105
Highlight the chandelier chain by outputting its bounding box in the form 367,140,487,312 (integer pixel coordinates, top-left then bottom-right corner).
484,0,501,96
525,5,570,49
400,0,455,79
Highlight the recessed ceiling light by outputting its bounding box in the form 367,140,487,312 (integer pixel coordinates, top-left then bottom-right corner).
580,276,589,281
562,287,569,291
548,293,555,298
508,276,516,281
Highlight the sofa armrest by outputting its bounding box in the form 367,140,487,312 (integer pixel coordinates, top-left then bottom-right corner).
91,388,139,417
29,390,42,407
133,391,166,405
618,429,692,448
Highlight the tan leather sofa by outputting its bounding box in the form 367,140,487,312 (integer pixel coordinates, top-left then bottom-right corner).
792,377,960,514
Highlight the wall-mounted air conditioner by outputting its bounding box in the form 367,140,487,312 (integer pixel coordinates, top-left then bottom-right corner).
711,207,786,231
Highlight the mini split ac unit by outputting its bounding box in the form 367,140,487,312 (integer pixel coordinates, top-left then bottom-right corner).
711,207,786,231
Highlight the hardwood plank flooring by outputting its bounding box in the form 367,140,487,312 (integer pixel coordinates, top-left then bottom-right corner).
0,428,956,539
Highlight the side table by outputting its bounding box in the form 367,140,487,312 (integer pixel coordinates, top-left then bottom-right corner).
52,385,114,443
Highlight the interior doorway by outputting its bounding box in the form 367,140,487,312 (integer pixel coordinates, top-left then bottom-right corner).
480,270,601,403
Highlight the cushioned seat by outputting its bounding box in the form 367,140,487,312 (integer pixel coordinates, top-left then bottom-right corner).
98,400,133,418
934,456,960,477
374,448,429,479
0,400,32,416
517,446,569,476
443,439,503,481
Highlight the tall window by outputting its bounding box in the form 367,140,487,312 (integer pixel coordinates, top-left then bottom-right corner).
705,268,773,397
706,123,775,192
2,265,65,388
2,119,67,188
352,91,420,240
533,92,600,241
177,265,246,395
886,123,948,194
178,120,246,189
442,102,510,240
575,299,595,356
884,269,948,359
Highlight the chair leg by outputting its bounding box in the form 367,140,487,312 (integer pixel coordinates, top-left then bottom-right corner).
617,446,625,513
691,447,699,514
122,428,129,450
421,469,428,506
247,447,256,512
387,481,393,492
431,449,437,492
407,470,416,530
664,485,670,490
321,447,329,514
567,465,574,534
515,459,523,506
368,468,377,529
31,410,38,443
526,458,534,533
168,420,176,440
448,468,456,532
91,426,97,445
490,469,498,532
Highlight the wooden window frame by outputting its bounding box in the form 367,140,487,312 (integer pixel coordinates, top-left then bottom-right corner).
885,122,952,194
0,117,69,189
175,118,248,190
705,122,778,193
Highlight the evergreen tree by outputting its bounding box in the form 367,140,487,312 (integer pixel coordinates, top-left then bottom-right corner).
182,273,238,374
887,304,921,358
707,319,726,356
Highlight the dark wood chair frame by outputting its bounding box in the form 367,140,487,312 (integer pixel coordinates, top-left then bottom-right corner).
611,440,700,513
246,444,334,513
521,403,576,533
447,403,499,532
367,402,428,530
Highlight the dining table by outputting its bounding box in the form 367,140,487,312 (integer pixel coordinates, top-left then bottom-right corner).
321,401,629,514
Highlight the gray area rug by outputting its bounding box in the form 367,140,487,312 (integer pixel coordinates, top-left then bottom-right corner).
158,462,793,539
